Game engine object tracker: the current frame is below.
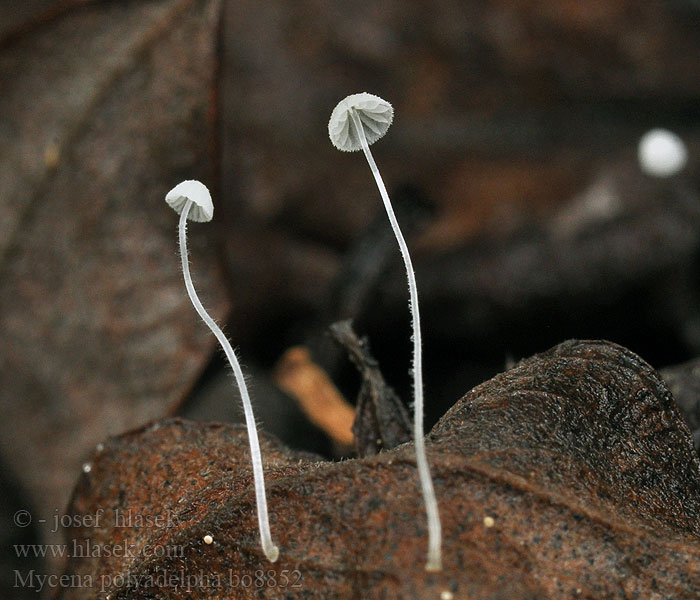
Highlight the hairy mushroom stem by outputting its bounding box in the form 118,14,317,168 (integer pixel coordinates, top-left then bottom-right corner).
348,108,442,572
177,198,278,564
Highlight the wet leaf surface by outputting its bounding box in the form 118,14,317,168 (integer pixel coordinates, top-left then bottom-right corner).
58,340,700,599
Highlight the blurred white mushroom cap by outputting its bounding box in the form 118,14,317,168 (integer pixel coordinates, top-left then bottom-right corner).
638,128,688,178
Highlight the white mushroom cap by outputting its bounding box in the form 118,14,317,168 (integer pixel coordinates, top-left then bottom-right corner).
328,93,393,152
638,128,688,178
165,180,214,222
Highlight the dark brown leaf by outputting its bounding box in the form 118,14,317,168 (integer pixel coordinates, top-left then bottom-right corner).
662,359,700,454
57,340,700,599
0,1,80,43
0,0,227,559
218,0,700,256
329,320,411,456
370,162,700,358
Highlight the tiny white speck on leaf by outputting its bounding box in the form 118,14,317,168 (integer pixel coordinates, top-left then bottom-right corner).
203,535,214,545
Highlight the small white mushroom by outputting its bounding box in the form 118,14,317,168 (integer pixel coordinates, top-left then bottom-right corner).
165,180,278,563
637,128,688,178
165,180,214,222
203,534,214,545
328,93,393,152
329,93,442,572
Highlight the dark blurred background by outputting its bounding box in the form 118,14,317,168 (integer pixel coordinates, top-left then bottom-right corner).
1,1,699,596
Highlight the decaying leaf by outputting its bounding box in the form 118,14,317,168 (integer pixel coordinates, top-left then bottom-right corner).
0,0,227,559
329,320,411,456
661,359,700,455
372,163,700,357
57,340,700,599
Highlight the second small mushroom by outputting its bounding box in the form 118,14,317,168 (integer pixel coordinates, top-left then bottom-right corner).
329,93,443,572
165,180,279,564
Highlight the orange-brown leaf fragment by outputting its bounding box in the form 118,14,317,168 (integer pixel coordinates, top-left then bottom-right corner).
275,346,355,447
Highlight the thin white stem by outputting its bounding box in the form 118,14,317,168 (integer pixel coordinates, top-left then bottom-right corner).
350,110,442,572
178,201,279,563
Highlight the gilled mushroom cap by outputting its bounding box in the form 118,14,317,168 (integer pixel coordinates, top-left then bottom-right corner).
328,93,393,152
165,180,214,222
